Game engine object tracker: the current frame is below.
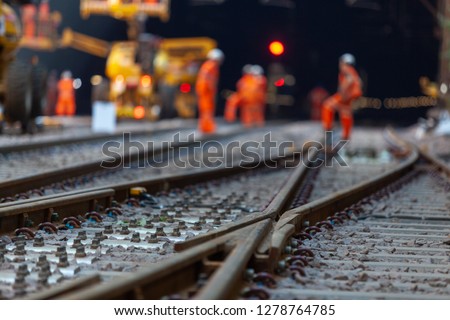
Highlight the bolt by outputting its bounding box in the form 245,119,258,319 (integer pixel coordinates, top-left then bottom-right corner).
58,254,69,268
13,274,27,291
175,209,183,218
14,242,26,255
0,242,6,254
33,236,45,247
156,227,166,236
277,261,287,273
15,235,26,244
51,212,60,222
144,220,154,229
40,262,51,277
192,222,202,230
77,230,87,240
120,226,130,235
17,264,29,277
129,219,137,228
178,221,187,229
94,231,106,241
75,246,86,258
37,271,48,287
72,238,82,248
104,225,114,234
172,227,181,237
131,232,141,243
147,233,158,243
284,246,292,254
213,217,221,225
36,255,48,267
56,245,67,257
245,268,255,281
91,238,101,249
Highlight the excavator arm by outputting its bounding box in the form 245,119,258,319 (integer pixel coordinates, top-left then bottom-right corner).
80,0,171,22
60,28,110,58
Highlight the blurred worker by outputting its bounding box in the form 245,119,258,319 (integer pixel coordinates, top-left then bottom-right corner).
21,4,36,38
308,86,329,121
322,53,362,140
195,48,224,133
225,65,267,127
56,71,76,116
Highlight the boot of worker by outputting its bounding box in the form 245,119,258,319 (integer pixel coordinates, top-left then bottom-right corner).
199,115,216,134
240,106,253,128
321,105,334,132
340,114,353,140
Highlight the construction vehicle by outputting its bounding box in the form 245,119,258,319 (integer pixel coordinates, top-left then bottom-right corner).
0,0,61,133
63,0,217,120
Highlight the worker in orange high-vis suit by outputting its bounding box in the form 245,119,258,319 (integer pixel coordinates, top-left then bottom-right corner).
195,49,224,134
225,65,267,127
56,71,76,116
322,53,362,140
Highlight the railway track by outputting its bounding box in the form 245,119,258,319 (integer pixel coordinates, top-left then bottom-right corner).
0,123,321,299
0,122,303,200
2,126,443,300
18,127,409,300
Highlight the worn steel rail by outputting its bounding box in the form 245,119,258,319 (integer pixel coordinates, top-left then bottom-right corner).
49,130,418,300
0,126,256,199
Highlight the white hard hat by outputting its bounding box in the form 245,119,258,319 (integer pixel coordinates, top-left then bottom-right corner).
339,53,356,65
62,70,72,78
250,65,264,76
242,64,252,74
207,48,225,63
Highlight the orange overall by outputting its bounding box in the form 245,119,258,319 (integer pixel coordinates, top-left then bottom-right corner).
309,86,329,121
225,74,267,127
196,60,219,133
56,78,76,116
322,64,362,140
22,5,36,38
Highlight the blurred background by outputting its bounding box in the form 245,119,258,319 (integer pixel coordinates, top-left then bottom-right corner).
16,0,442,125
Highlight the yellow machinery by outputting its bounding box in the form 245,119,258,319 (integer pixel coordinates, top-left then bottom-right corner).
0,1,56,133
155,37,216,118
65,0,218,120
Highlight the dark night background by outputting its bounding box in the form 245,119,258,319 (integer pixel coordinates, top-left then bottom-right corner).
17,0,440,125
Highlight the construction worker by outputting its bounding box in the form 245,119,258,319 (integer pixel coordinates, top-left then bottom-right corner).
195,48,224,134
21,4,36,38
225,65,267,127
322,53,362,140
56,70,76,116
308,86,329,121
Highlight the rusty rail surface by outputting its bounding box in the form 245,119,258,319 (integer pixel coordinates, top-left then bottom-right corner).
7,127,430,300
0,127,250,199
47,130,413,299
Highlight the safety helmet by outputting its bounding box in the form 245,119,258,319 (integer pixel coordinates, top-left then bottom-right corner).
339,53,356,65
250,65,264,76
242,64,252,75
207,48,225,63
61,70,72,79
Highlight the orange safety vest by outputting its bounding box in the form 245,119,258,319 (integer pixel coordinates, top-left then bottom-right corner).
58,78,74,99
338,65,362,101
196,60,219,94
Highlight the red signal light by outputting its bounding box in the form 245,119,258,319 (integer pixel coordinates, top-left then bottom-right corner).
274,78,285,87
180,83,191,93
269,41,284,56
